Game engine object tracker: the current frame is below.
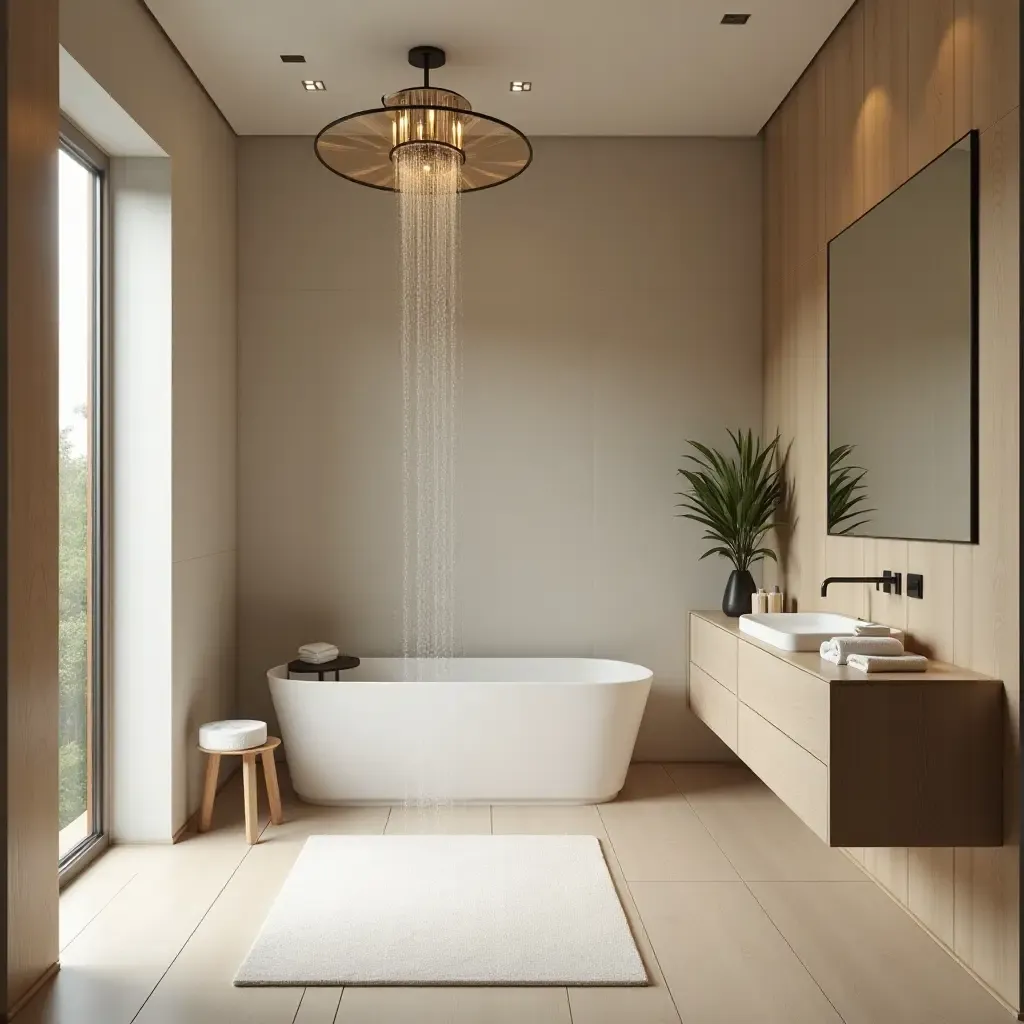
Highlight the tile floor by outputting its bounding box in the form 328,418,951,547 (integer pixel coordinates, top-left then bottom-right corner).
19,762,1014,1024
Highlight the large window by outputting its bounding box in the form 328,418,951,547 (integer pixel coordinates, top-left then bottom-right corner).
58,128,106,872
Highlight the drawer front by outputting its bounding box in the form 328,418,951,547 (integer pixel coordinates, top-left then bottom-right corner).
690,615,738,693
738,643,829,763
738,704,829,842
689,663,737,751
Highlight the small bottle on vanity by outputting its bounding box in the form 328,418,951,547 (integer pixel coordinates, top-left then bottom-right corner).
768,586,784,613
752,589,768,614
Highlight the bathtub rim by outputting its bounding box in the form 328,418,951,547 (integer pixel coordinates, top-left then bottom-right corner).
267,657,654,687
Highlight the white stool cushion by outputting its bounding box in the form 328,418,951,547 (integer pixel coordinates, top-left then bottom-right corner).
200,720,268,752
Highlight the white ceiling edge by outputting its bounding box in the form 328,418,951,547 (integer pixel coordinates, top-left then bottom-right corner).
141,0,857,139
60,47,166,157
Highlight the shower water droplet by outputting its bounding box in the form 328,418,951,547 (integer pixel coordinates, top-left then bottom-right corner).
397,145,461,675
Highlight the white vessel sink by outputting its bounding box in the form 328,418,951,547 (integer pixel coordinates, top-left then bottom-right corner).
739,612,868,652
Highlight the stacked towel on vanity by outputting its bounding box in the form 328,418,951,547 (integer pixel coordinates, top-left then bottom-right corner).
846,653,928,673
853,622,891,637
298,642,340,665
819,635,904,665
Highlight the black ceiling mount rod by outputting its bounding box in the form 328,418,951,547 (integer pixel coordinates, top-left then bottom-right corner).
408,45,446,89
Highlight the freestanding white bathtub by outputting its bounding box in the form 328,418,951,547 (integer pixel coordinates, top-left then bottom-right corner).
267,658,653,805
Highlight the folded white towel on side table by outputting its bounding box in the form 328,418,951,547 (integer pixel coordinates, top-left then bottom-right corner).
846,653,928,673
299,642,340,664
854,622,891,637
819,636,904,665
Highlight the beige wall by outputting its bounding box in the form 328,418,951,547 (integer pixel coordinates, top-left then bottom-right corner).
237,135,763,761
4,0,60,1012
60,0,238,836
762,0,1019,1007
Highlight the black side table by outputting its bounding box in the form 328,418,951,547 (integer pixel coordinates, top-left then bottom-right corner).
286,655,361,681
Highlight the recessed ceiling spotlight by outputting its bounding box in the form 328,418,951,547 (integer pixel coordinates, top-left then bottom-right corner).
510,81,532,92
721,13,750,25
302,80,326,92
280,54,306,63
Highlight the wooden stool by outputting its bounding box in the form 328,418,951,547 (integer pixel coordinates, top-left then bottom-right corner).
199,736,283,844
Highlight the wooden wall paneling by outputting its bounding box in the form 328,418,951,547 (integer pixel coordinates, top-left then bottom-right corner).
955,844,1020,1006
5,0,60,1012
776,273,802,599
860,533,911,915
862,844,911,903
763,0,1018,1006
778,95,799,276
823,535,867,618
791,255,828,612
864,538,910,629
952,0,974,138
909,847,956,948
952,106,1020,1008
824,2,868,239
795,58,827,263
964,0,1019,134
763,114,785,595
906,541,955,660
863,0,910,207
908,0,957,172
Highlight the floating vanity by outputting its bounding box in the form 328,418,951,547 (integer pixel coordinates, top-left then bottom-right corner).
688,611,1004,847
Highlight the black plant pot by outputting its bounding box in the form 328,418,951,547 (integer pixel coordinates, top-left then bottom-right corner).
722,569,757,617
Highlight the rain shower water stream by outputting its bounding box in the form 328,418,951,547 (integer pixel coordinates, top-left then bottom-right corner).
397,144,462,668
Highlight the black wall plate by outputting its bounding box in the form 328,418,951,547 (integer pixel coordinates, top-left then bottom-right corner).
907,573,924,599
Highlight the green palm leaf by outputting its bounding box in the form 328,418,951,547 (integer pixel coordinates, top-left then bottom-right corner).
828,444,874,535
675,430,783,572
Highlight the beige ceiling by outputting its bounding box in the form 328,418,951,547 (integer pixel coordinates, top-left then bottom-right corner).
143,0,854,136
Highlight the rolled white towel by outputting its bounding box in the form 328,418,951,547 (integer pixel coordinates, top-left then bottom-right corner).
298,642,339,664
819,635,904,665
820,646,842,665
846,653,928,673
854,622,891,637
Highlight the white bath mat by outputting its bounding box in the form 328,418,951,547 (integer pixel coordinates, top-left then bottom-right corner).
235,834,647,987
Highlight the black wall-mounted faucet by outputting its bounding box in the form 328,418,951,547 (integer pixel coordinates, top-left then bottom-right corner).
820,571,902,598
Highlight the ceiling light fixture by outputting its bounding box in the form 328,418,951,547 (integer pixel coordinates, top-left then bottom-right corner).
510,81,532,92
721,13,750,25
280,54,306,63
314,45,532,192
303,80,326,91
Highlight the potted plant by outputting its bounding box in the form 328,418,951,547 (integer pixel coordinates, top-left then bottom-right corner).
676,429,783,617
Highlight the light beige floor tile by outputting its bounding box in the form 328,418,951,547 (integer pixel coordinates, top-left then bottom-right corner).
255,767,390,841
25,830,255,1024
384,804,492,834
599,767,738,881
259,801,390,842
60,845,151,951
630,881,843,1024
294,988,343,1023
749,881,1015,1024
335,986,572,1023
666,763,863,882
569,843,681,1024
617,763,682,802
491,803,608,837
133,841,306,1024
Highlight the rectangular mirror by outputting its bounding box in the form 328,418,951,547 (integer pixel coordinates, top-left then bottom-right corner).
827,131,978,543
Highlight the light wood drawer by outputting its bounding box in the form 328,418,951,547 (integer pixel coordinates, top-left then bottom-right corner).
738,704,829,842
737,643,829,763
689,663,737,751
690,615,737,693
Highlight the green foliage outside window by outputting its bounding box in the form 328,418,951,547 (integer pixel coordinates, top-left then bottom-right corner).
59,416,89,830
